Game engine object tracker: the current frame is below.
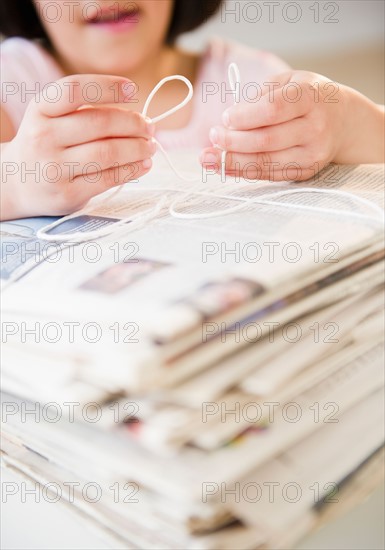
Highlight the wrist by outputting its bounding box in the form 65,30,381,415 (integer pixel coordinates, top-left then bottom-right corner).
334,86,385,164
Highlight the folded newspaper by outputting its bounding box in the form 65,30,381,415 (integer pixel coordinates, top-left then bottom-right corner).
1,153,384,549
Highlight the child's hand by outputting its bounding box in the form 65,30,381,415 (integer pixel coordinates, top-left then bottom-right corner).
200,71,376,181
1,75,155,220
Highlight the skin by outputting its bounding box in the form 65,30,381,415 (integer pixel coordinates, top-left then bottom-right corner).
1,1,384,219
1,75,156,218
200,71,385,181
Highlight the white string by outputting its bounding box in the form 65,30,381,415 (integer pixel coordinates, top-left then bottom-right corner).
142,75,199,183
142,75,193,124
228,62,241,93
216,63,240,182
107,183,384,223
169,186,385,222
34,194,168,243
155,139,198,183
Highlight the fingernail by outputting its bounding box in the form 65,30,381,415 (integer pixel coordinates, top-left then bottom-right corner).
149,138,158,155
209,127,219,145
201,152,218,165
222,109,231,127
142,158,152,170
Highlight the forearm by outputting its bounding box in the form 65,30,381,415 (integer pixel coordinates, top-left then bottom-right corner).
0,183,26,221
1,142,27,221
1,188,19,221
334,86,385,164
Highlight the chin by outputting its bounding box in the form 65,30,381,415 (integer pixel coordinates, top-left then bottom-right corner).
86,41,147,73
93,59,142,77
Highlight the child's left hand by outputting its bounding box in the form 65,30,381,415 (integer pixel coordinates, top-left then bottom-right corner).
200,71,350,181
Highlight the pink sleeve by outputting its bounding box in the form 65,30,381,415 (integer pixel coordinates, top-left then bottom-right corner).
0,37,63,131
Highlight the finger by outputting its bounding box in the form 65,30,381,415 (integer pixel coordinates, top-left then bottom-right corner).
200,146,321,181
62,137,157,174
51,159,153,215
54,108,154,147
209,118,307,153
71,159,153,206
223,83,312,130
32,74,137,117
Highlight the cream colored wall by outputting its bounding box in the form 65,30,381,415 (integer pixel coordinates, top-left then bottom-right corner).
179,0,384,103
288,44,384,104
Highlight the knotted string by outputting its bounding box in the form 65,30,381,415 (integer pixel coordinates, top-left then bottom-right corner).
36,75,195,242
36,64,384,243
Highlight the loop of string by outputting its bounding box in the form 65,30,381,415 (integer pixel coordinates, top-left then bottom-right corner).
170,186,385,222
36,64,384,243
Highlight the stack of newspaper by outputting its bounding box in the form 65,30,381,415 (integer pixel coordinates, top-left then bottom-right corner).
1,153,384,549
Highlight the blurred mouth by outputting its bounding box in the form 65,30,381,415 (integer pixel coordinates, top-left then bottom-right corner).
85,5,140,32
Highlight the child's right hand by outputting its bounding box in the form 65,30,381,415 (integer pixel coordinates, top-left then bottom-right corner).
1,75,155,220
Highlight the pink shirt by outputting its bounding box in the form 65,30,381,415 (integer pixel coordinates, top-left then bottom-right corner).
1,36,289,149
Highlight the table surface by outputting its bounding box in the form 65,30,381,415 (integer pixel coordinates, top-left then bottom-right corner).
1,467,384,550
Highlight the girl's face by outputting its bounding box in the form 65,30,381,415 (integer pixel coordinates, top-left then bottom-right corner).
34,1,175,75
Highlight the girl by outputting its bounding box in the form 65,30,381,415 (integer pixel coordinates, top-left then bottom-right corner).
1,0,384,221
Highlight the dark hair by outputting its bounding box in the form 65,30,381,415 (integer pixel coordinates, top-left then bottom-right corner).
0,0,223,45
